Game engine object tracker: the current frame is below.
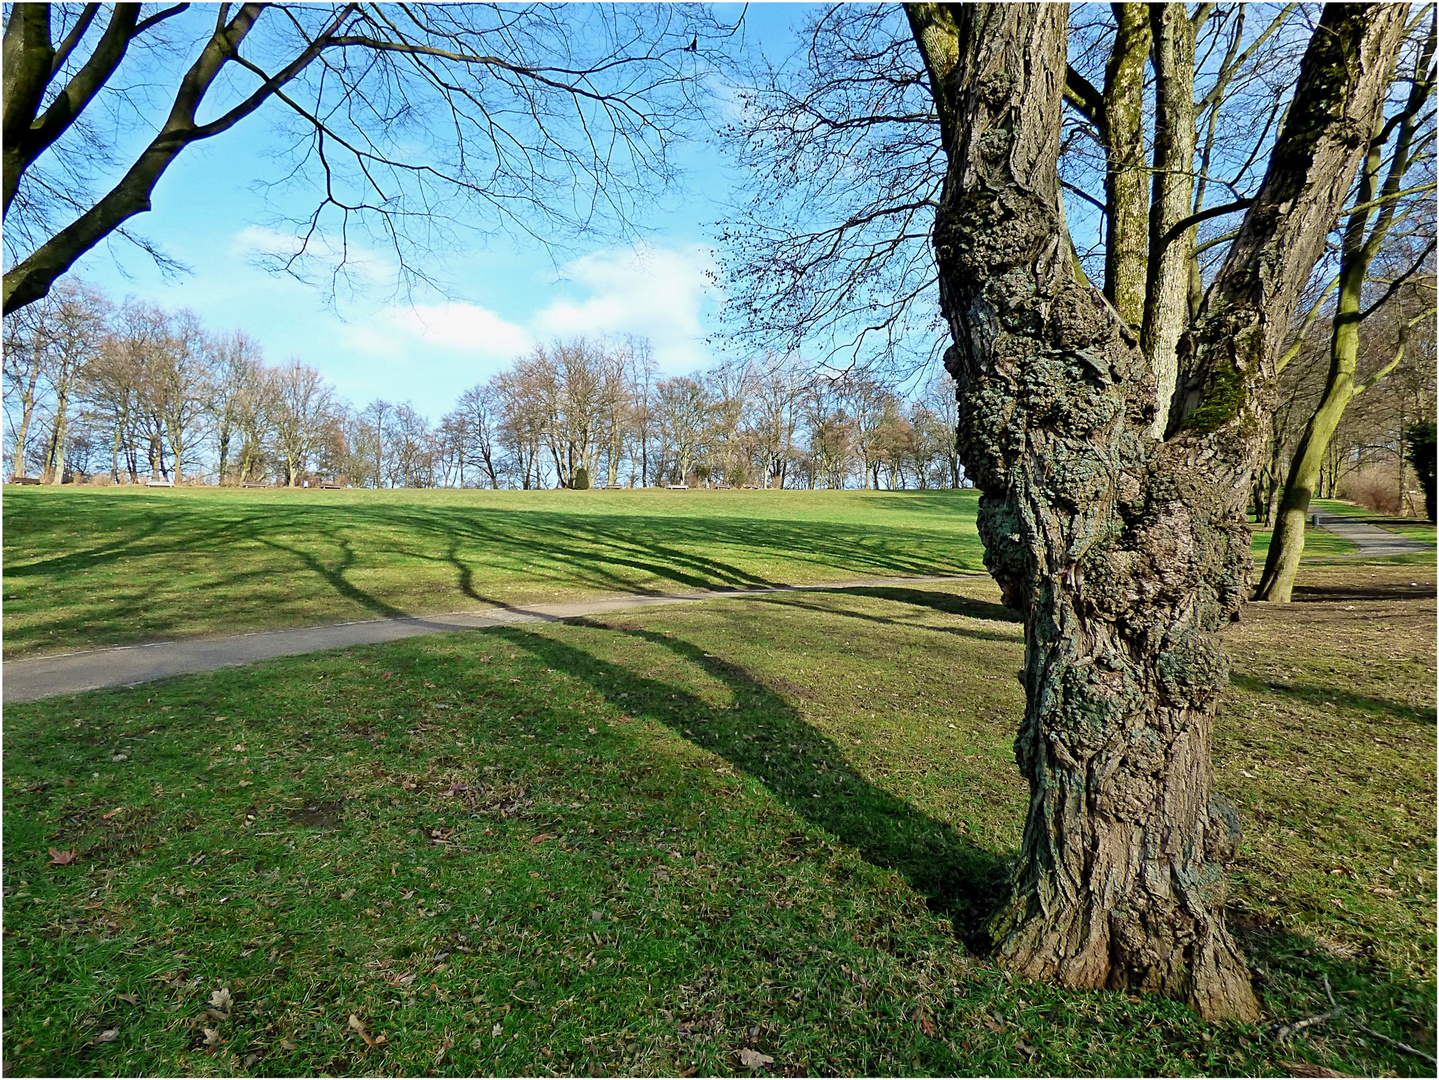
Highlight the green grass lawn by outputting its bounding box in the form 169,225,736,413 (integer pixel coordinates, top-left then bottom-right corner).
4,565,1434,1077
2,487,988,659
4,487,1378,660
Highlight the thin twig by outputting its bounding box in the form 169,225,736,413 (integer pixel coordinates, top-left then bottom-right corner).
1350,1022,1438,1068
1315,972,1438,1068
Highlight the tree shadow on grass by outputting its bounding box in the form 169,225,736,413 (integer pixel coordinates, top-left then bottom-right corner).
489,619,1011,949
1229,675,1435,726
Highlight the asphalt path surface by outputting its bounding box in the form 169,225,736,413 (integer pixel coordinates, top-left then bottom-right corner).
3,575,971,704
1311,509,1433,558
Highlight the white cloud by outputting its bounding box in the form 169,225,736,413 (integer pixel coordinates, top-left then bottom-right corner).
533,242,720,373
388,303,533,356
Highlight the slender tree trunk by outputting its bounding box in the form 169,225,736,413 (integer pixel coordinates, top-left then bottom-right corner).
1101,3,1149,326
1141,2,1198,435
42,383,70,483
906,0,1404,1020
1256,21,1435,600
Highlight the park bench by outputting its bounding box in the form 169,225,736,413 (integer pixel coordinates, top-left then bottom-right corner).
10,476,41,485
146,478,175,487
666,484,689,490
241,481,268,488
320,482,343,489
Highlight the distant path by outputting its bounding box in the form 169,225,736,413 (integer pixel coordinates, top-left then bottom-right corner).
3,575,972,704
1312,509,1433,558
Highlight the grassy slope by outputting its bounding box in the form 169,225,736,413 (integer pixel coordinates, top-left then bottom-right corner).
4,487,1382,660
2,488,986,659
4,565,1433,1077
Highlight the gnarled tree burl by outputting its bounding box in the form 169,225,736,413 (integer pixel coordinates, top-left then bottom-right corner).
905,3,1405,1020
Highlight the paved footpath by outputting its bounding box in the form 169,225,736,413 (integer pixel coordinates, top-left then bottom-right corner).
1312,509,1434,558
3,575,968,705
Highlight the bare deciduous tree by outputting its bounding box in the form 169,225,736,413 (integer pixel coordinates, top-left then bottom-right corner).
2,3,733,314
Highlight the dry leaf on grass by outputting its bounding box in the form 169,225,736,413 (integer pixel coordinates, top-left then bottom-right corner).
202,1027,221,1046
209,988,233,1012
116,993,139,1005
737,1048,774,1069
529,833,556,844
101,807,126,820
916,1008,937,1036
280,1038,298,1051
94,1029,120,1044
348,1013,387,1048
491,1022,503,1037
48,848,77,865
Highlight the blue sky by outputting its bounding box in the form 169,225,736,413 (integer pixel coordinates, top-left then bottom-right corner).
64,3,815,419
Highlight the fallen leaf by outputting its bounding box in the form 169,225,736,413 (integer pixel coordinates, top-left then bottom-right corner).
280,1038,298,1051
399,972,418,986
916,1008,936,1036
738,1048,775,1070
116,993,139,1005
202,1027,221,1046
529,833,556,844
237,780,253,787
48,848,77,865
209,988,233,1012
382,672,394,680
982,1013,1004,1033
348,1013,382,1047
244,1052,260,1067
101,807,126,820
401,779,416,791
94,1028,121,1044
340,888,356,901
492,1022,503,1037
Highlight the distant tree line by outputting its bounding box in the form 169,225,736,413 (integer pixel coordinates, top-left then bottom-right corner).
3,282,968,491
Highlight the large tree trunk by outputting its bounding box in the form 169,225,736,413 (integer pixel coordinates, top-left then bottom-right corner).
905,1,1404,1020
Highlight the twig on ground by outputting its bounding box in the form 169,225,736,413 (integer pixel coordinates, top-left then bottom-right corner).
1304,972,1439,1068
1276,1006,1344,1043
1349,1022,1438,1069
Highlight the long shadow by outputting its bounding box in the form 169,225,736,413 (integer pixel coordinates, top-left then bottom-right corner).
737,587,1023,647
1290,582,1437,603
1229,675,1435,726
5,496,988,652
489,619,1011,948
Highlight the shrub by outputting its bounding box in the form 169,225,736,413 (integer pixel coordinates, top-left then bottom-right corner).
1338,468,1401,515
571,466,590,490
1404,422,1436,523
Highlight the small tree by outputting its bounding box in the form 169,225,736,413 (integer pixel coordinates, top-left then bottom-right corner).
1405,421,1437,521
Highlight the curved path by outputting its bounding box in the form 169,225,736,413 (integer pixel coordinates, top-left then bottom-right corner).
3,575,971,705
1312,509,1433,558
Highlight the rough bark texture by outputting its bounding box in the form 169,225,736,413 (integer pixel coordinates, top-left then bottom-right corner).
905,1,1405,1021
